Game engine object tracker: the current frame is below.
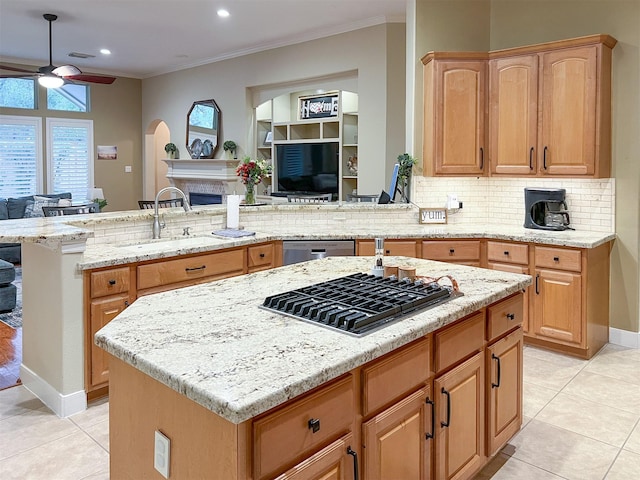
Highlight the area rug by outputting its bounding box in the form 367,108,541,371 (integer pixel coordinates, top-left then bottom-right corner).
0,266,22,329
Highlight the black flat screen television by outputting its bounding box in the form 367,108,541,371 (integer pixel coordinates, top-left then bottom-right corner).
275,142,339,199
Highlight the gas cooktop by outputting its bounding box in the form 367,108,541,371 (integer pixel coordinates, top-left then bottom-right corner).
262,272,462,336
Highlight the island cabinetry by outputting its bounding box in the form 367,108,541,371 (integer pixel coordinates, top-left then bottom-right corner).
85,266,134,396
422,54,488,176
136,247,246,295
253,375,355,480
356,239,420,257
248,241,282,273
422,240,482,267
486,241,530,333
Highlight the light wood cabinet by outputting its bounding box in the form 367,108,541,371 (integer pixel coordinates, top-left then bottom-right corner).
357,239,419,258
422,240,481,267
486,328,523,457
275,433,356,480
489,55,539,175
435,352,486,480
422,54,488,176
362,386,432,480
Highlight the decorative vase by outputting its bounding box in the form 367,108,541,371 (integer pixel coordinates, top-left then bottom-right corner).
244,180,256,205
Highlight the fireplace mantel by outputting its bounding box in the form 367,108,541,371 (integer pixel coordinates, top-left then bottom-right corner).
162,158,240,197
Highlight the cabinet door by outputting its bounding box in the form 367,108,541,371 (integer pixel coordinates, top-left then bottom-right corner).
487,328,523,456
432,60,487,175
357,239,418,258
533,269,582,345
362,386,433,480
89,295,129,388
489,55,538,175
274,433,356,480
539,46,597,175
435,352,485,480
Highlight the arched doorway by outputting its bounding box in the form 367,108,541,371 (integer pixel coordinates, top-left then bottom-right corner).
144,119,171,200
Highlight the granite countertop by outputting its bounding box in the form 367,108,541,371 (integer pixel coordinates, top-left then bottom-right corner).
95,256,531,424
78,223,615,270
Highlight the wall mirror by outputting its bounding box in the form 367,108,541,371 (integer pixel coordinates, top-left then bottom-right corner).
186,99,220,158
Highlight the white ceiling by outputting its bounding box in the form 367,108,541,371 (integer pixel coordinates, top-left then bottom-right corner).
0,0,407,79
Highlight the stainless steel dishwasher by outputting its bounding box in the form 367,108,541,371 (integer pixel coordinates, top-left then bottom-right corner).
282,239,355,265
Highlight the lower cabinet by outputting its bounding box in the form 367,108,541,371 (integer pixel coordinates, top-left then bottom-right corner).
435,352,486,480
275,433,357,480
357,239,420,257
362,386,433,480
486,328,523,456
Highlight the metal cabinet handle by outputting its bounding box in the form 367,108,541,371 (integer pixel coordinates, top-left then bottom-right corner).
492,353,501,388
347,447,359,480
553,256,560,262
503,251,509,256
308,418,320,433
386,249,391,255
124,300,130,307
543,146,548,169
449,248,455,254
441,387,451,427
529,147,534,170
426,397,435,439
535,274,540,294
506,313,515,321
479,147,484,170
185,265,206,272
259,253,265,258
108,279,116,286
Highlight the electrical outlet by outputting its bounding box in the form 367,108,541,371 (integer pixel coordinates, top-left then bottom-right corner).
446,193,460,209
154,430,170,479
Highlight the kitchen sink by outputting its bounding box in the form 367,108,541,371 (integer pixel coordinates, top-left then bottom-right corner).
117,234,229,253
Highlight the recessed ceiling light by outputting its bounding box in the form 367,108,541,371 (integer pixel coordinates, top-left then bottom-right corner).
217,9,230,18
100,48,111,55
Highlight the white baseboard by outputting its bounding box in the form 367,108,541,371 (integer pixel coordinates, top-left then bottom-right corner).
20,364,87,418
609,327,640,349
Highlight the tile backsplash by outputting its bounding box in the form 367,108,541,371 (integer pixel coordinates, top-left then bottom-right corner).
412,177,615,232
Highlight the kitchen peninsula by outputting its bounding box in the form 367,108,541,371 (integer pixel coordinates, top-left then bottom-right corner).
96,255,531,479
0,203,613,421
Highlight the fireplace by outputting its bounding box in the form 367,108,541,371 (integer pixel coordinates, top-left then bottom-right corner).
189,192,222,205
162,158,240,201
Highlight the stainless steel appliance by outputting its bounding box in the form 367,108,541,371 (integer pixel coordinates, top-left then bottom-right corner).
262,273,461,336
282,239,355,265
524,188,572,231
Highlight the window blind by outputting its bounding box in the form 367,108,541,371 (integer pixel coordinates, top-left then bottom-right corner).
0,115,42,197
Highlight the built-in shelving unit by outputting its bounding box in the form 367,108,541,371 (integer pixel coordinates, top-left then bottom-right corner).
255,90,359,200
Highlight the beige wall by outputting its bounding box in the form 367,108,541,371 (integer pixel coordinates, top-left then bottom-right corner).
414,0,640,334
0,72,142,211
141,24,406,197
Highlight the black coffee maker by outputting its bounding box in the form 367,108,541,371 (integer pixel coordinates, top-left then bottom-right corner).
524,188,572,230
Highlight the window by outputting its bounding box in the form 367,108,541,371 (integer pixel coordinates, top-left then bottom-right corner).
46,118,94,200
47,84,89,112
0,78,37,109
0,115,43,197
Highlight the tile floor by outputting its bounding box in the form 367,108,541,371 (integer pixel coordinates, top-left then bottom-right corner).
0,344,639,479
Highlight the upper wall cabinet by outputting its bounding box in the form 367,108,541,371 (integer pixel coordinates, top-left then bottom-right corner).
423,34,617,178
422,53,488,176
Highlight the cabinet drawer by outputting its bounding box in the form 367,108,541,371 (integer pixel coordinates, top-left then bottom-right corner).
90,267,130,298
137,249,245,290
487,293,524,342
248,243,274,270
535,246,581,272
434,312,485,373
422,240,481,261
253,375,354,480
362,336,431,416
487,241,528,265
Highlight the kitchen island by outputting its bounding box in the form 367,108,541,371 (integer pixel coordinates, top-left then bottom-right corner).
96,256,531,479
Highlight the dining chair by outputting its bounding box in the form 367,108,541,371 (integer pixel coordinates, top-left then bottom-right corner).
346,193,379,203
138,198,185,209
42,203,100,217
286,193,332,203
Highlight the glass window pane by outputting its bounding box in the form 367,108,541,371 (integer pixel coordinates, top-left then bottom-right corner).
0,116,42,197
47,84,89,112
0,78,37,109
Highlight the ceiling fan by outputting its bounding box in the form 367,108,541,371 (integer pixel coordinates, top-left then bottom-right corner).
0,13,116,88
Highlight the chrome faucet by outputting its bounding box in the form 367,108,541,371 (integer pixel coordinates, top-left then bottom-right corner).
152,186,192,239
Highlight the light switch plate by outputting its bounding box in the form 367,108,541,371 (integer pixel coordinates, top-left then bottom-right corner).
154,430,170,478
125,165,132,173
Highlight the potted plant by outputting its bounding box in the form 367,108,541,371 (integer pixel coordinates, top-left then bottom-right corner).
397,153,417,202
223,140,238,159
164,142,178,159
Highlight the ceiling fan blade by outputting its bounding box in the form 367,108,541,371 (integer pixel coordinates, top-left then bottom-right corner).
0,64,37,74
65,74,117,85
0,74,38,79
52,64,82,77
